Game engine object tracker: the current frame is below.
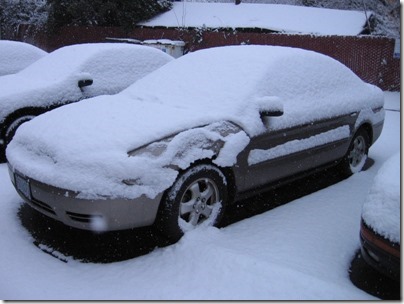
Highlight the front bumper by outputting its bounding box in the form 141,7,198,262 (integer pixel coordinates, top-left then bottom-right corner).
8,165,163,232
360,220,400,281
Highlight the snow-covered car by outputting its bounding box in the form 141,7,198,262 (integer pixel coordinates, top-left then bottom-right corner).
360,153,400,281
0,43,173,161
0,40,47,76
7,45,384,241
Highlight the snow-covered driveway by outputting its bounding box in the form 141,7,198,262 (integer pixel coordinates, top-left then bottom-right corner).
0,92,399,300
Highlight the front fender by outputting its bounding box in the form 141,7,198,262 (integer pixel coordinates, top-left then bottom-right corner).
129,120,250,169
171,120,250,168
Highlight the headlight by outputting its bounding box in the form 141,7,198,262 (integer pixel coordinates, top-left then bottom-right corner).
127,136,173,158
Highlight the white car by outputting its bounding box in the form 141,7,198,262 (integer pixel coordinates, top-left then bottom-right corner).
0,43,173,161
7,45,384,241
0,40,47,76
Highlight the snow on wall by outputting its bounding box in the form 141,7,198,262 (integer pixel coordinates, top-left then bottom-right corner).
140,2,368,36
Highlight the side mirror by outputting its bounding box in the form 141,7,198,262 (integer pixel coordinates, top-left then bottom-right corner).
255,96,284,119
260,109,284,118
78,79,93,90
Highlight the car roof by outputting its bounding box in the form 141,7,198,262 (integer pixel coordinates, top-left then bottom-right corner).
19,43,172,80
124,45,383,134
0,40,47,76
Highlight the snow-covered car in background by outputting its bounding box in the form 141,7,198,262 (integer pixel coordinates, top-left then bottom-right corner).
7,45,384,241
360,152,400,281
0,43,173,161
0,40,47,76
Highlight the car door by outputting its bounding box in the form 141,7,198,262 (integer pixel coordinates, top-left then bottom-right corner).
234,113,354,193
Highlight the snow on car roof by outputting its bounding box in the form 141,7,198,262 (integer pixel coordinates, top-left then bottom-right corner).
0,40,47,76
361,152,400,244
123,45,383,134
19,42,168,81
7,45,383,200
139,2,369,36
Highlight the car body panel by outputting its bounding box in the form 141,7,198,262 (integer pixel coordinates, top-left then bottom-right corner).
8,107,384,232
360,220,400,280
10,166,162,231
236,114,353,192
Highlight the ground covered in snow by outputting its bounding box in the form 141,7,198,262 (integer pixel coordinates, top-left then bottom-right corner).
0,92,400,300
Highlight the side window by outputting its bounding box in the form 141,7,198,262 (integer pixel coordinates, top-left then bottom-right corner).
81,49,130,97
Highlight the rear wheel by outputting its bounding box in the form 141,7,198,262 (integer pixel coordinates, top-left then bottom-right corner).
156,164,228,242
340,128,370,176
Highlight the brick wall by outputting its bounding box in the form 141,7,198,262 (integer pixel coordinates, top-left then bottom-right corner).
8,25,401,91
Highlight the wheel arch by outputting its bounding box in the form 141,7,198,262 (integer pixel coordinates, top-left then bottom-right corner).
1,106,50,141
160,158,238,213
178,158,237,204
155,158,235,241
354,122,373,146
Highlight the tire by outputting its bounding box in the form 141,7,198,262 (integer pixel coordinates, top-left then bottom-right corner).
0,115,35,162
5,115,36,146
340,128,370,176
157,164,228,242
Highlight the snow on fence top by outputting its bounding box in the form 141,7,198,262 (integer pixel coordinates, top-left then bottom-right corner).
139,2,369,36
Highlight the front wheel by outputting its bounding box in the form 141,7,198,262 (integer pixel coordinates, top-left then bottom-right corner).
156,164,228,242
340,128,370,176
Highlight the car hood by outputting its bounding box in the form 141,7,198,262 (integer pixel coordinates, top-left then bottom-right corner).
0,73,84,123
7,92,252,200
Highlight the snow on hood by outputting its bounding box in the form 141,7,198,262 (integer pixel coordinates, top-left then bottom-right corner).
361,152,400,244
7,45,383,200
0,43,173,123
0,40,47,76
139,2,369,36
